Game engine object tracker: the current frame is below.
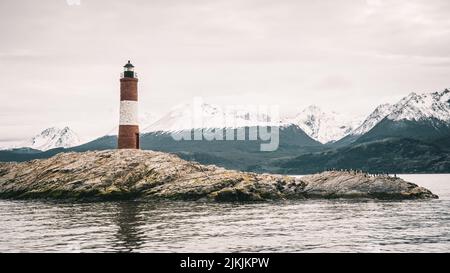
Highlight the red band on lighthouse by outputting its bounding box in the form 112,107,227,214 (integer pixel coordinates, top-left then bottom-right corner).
118,61,140,149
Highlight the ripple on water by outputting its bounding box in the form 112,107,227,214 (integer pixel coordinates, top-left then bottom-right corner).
0,174,449,252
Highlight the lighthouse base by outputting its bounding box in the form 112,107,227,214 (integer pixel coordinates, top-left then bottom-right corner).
118,125,140,149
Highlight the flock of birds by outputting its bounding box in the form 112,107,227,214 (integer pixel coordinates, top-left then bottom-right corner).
326,168,398,178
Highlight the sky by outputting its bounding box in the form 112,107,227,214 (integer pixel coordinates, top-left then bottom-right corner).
1,0,450,144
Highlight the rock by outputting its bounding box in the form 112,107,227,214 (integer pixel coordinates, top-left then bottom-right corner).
0,150,438,201
301,171,438,199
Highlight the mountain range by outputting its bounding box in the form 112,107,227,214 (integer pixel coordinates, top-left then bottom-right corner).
282,105,362,144
1,89,449,174
142,102,278,133
0,126,81,152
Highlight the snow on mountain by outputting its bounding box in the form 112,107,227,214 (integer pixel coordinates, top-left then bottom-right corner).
283,105,362,144
387,89,450,122
106,88,450,142
142,102,280,133
22,127,82,151
143,103,362,143
0,141,21,151
140,112,159,128
350,89,450,137
350,103,394,136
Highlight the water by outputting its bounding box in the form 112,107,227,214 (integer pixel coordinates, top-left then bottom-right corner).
0,174,449,252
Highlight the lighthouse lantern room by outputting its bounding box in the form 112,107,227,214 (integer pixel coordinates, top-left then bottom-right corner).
123,60,135,78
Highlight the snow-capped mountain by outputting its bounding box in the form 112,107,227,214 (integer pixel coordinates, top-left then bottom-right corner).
345,89,450,144
350,103,394,136
387,89,450,122
142,102,279,133
142,103,362,143
0,142,19,151
350,89,450,137
88,89,450,145
22,127,82,151
283,105,362,144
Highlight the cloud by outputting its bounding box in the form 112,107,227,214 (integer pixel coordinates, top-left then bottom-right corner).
0,0,450,143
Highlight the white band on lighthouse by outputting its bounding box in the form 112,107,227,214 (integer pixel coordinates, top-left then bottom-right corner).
119,100,139,125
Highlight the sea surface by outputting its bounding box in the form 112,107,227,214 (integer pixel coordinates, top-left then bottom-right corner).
0,174,449,252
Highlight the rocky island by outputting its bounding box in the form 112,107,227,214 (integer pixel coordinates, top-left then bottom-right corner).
0,150,438,201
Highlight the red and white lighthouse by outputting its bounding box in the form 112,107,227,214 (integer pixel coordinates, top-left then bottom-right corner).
118,60,139,149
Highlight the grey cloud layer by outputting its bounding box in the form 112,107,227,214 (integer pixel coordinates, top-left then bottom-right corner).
0,0,449,142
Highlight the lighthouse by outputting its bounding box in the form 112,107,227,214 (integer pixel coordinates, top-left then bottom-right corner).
118,60,140,149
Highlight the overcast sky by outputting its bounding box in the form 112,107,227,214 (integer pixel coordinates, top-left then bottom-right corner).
1,0,450,144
